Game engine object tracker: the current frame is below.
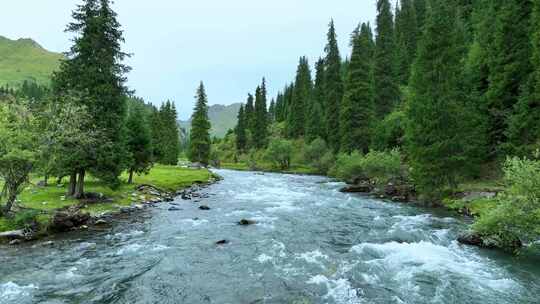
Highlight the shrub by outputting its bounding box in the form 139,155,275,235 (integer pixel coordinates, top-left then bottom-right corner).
264,139,293,170
473,155,540,250
330,149,404,184
304,138,333,174
14,209,40,229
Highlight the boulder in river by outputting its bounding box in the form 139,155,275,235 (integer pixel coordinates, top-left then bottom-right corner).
49,208,91,232
339,183,373,193
238,219,256,226
168,206,182,211
199,205,211,210
0,229,26,240
216,239,229,245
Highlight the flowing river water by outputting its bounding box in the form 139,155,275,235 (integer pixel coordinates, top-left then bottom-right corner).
1,169,540,304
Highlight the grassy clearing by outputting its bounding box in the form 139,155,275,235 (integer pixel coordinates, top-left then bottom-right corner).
0,165,212,232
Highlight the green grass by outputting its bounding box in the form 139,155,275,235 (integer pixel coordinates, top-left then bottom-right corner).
0,165,212,232
0,35,62,87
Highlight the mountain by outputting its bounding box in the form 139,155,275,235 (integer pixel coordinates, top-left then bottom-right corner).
179,103,241,138
0,35,63,87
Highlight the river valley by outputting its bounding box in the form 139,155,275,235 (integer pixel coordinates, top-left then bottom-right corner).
1,169,539,304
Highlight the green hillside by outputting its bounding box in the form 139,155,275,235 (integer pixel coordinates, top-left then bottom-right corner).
179,103,241,138
0,35,63,87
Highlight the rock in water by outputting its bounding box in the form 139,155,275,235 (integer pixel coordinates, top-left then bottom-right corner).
238,219,256,226
0,230,26,240
94,219,108,226
199,205,211,210
50,209,91,232
168,206,182,211
216,239,229,245
339,184,373,193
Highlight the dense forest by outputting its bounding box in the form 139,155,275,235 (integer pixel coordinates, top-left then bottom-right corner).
210,0,540,250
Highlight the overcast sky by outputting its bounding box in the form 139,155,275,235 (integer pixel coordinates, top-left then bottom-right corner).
1,0,377,119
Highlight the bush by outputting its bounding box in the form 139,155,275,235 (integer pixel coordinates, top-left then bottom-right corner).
264,139,293,170
14,209,40,229
473,155,540,250
305,138,333,174
330,149,404,184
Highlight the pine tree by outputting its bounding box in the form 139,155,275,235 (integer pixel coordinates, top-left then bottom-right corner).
189,82,211,165
52,0,131,194
414,0,427,34
268,99,276,122
244,93,255,134
253,79,269,148
274,92,285,122
125,102,153,184
395,0,418,84
374,0,400,118
406,0,476,198
287,57,313,138
235,104,247,153
154,101,180,165
306,58,326,142
340,23,375,154
507,0,540,156
485,0,533,157
324,20,344,151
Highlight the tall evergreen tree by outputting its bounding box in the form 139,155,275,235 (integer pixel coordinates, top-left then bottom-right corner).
189,82,212,165
125,102,153,184
485,0,533,157
406,0,477,198
507,0,540,156
268,99,276,122
374,0,400,118
253,79,269,148
414,0,427,34
244,93,255,134
395,0,418,84
306,58,326,142
274,92,285,122
235,104,247,153
287,57,313,138
340,23,375,154
52,0,131,193
324,20,344,151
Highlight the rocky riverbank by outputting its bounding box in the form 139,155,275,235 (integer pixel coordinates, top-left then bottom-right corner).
0,173,221,245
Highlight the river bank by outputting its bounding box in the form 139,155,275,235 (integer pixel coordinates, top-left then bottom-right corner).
0,165,218,244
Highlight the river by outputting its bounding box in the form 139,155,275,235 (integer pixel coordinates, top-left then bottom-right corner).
1,169,539,304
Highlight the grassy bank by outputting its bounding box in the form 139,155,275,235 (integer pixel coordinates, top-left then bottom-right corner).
0,165,213,233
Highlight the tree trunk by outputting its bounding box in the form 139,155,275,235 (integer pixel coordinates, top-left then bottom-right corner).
67,172,77,197
128,169,134,184
74,169,85,199
43,175,49,187
2,194,17,214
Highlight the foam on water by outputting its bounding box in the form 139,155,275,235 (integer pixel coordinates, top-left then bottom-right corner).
116,243,143,255
0,282,38,303
180,218,209,227
296,250,329,268
307,275,363,304
256,254,273,263
350,241,522,297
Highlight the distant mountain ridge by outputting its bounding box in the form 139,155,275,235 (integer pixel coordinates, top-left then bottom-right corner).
179,103,241,138
0,35,63,87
